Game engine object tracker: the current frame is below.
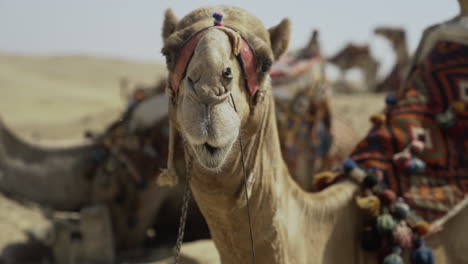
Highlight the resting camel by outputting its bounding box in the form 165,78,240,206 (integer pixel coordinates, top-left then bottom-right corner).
374,27,410,93
328,43,380,93
160,4,468,264
0,94,209,262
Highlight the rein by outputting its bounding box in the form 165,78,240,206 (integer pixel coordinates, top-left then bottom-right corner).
172,12,257,264
230,93,257,264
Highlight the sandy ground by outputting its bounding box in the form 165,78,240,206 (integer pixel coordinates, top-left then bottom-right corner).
0,53,385,261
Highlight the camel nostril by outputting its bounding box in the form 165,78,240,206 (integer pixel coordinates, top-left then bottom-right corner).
222,67,233,79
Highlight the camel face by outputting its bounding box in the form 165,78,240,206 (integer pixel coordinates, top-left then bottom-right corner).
374,27,406,52
162,7,291,171
175,29,248,169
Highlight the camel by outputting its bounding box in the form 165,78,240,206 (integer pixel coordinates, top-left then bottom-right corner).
160,4,468,264
0,30,353,261
0,94,209,262
374,27,410,93
328,43,380,93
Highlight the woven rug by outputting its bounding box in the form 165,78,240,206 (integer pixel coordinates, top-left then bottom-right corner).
351,40,468,222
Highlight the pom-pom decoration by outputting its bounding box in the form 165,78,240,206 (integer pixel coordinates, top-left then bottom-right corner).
213,12,224,26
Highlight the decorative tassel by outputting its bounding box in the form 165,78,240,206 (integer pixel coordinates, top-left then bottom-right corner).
157,120,179,187
393,198,411,220
361,225,381,251
435,108,455,128
370,113,386,126
380,189,397,205
312,171,336,190
363,172,379,188
356,195,381,218
343,159,358,173
414,221,431,236
383,247,404,264
408,158,426,174
393,221,413,249
411,240,434,264
350,167,367,183
377,210,397,235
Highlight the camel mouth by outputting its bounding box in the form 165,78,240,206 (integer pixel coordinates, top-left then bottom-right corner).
203,143,219,155
192,142,233,170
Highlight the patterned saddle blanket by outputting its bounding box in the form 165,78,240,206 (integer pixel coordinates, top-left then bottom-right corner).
270,52,323,85
351,40,468,222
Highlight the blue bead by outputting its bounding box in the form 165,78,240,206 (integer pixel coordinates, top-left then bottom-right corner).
385,94,397,106
212,12,223,21
343,159,357,173
383,254,403,264
408,158,426,174
411,247,434,264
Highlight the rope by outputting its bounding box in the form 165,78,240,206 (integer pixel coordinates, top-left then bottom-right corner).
174,158,192,264
230,93,257,264
172,93,256,264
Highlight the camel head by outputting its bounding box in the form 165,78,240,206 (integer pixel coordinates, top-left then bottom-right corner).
327,43,372,70
161,6,290,170
374,26,406,52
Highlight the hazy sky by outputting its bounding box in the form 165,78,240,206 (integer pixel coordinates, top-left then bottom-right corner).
0,1,460,76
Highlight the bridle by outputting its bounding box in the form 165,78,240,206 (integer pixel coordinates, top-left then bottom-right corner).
168,26,260,97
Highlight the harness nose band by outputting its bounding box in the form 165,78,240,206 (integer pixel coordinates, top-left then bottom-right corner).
169,26,259,96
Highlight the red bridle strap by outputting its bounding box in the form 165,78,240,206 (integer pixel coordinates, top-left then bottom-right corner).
170,27,259,96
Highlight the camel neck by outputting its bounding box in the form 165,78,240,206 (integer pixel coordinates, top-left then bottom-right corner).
188,90,291,263
396,41,409,64
186,89,362,263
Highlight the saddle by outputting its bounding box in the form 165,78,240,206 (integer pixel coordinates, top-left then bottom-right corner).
316,15,468,262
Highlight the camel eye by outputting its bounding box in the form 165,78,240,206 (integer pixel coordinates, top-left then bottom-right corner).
261,60,272,73
222,67,233,80
162,52,172,65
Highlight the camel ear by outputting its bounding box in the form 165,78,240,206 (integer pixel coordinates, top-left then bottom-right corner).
305,30,320,54
268,18,291,60
162,9,178,40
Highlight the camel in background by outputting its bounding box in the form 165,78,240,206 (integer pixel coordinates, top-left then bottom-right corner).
374,26,410,93
272,30,355,190
328,43,380,93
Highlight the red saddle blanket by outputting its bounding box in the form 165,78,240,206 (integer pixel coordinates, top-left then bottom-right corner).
270,53,322,84
351,41,468,222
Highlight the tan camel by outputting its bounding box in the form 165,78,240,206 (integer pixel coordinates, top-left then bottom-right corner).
161,5,468,264
374,27,410,92
328,43,380,93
